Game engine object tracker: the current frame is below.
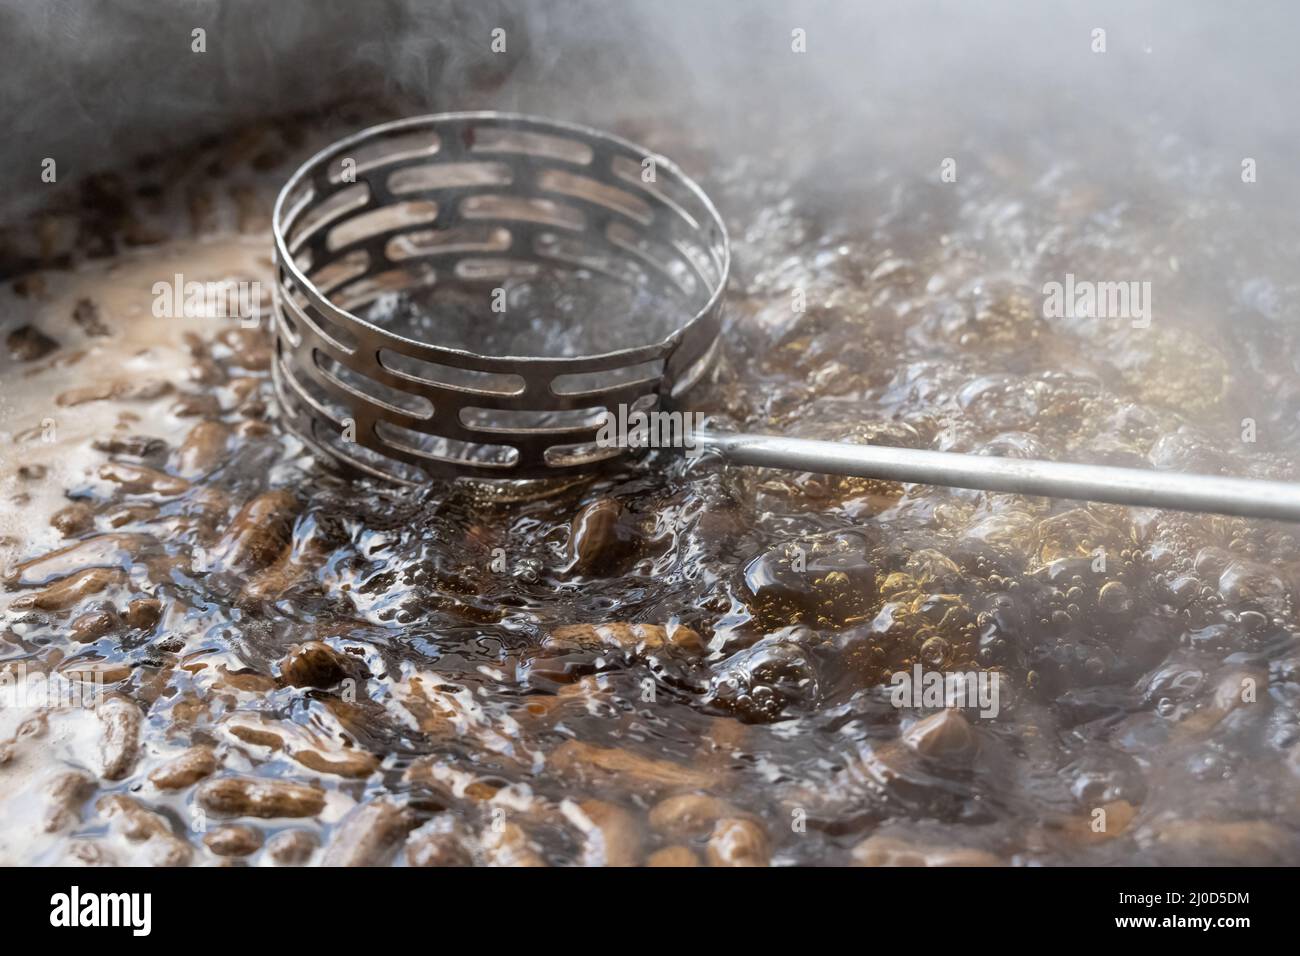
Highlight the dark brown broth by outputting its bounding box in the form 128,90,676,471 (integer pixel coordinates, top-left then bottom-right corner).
5,117,1300,866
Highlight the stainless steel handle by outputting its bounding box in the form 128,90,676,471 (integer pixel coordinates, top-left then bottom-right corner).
696,430,1300,522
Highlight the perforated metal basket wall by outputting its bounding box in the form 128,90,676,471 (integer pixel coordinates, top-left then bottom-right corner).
271,112,729,483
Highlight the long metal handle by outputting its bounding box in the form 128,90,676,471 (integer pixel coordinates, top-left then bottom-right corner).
695,430,1300,522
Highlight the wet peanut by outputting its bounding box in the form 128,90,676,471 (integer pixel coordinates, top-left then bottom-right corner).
706,818,770,867
42,770,96,833
7,324,60,361
1180,668,1268,735
851,835,1003,867
279,640,354,689
293,748,379,779
1143,819,1295,865
321,799,412,866
901,709,978,759
197,775,326,818
227,721,285,750
405,817,474,867
563,799,643,866
216,328,272,371
265,829,319,865
72,297,110,337
97,794,192,866
548,622,705,655
50,502,95,537
214,665,278,693
61,658,132,685
92,434,168,459
235,419,273,440
125,597,162,629
65,840,116,866
171,392,221,418
10,567,126,610
99,462,190,497
242,553,308,602
551,740,714,791
205,824,263,857
97,696,143,781
482,821,547,867
107,503,159,528
649,792,739,838
187,356,227,387
212,489,299,573
11,274,46,298
568,498,638,573
7,533,148,587
57,379,172,407
149,746,219,790
71,603,119,642
1050,800,1137,845
173,420,233,477
647,846,699,867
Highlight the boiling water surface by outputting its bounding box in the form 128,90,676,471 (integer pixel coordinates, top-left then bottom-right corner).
3,112,1300,866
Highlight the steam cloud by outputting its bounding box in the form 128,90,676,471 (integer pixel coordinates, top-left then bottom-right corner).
3,0,1298,218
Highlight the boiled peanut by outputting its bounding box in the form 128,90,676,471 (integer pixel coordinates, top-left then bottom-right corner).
197,775,326,818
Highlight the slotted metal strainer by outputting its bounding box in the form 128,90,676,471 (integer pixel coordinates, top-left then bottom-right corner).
271,112,1300,521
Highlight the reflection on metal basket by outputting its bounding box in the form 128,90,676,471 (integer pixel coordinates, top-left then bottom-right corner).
272,112,730,483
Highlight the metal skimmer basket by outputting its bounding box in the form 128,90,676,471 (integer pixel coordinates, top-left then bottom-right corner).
272,111,728,483
272,112,1300,522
